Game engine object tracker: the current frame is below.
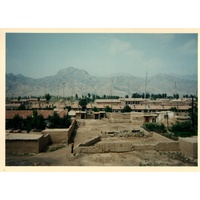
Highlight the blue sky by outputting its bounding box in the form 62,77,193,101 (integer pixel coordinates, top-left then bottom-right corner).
6,33,198,79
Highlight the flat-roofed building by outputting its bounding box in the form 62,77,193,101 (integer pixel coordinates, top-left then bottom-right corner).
6,103,21,110
122,98,145,106
6,133,50,154
94,99,121,107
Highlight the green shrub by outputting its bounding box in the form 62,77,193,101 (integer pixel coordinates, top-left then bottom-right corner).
121,105,132,113
144,122,166,133
170,121,197,137
48,112,71,128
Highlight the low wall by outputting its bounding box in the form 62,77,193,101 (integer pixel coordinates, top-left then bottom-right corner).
6,133,50,154
6,140,40,154
131,120,144,125
110,113,131,119
153,132,174,142
79,136,101,146
74,131,197,159
42,129,68,143
74,135,180,154
155,141,179,151
179,137,198,159
131,114,144,125
97,141,133,152
67,119,76,141
110,119,132,123
39,133,51,152
134,144,155,151
42,119,76,143
105,112,112,119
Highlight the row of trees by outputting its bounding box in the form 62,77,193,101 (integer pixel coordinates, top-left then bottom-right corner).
131,93,172,99
131,93,197,100
144,120,197,138
16,93,52,102
6,111,71,132
8,92,197,105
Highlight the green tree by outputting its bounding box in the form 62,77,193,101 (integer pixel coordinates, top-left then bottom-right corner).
48,112,71,128
144,123,166,133
92,107,99,112
170,107,178,112
132,93,141,98
79,99,87,111
18,96,21,101
60,115,72,128
92,94,96,101
11,114,23,130
18,104,26,110
33,115,45,130
121,105,132,113
104,106,112,112
45,93,51,103
65,106,71,112
170,121,196,137
173,93,179,99
24,116,33,133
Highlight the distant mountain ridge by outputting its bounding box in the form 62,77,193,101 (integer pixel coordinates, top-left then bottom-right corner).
6,67,197,97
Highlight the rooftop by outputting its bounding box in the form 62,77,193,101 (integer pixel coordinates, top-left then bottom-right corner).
95,99,121,103
6,133,43,140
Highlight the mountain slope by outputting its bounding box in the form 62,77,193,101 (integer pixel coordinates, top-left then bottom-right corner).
6,67,197,97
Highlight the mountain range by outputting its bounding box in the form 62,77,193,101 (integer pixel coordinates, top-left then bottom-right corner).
6,67,198,98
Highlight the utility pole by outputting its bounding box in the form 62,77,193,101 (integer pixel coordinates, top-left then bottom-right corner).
44,83,46,95
191,95,194,126
57,84,59,98
127,81,130,98
110,79,113,109
174,82,177,98
71,81,74,106
63,83,65,98
144,73,148,112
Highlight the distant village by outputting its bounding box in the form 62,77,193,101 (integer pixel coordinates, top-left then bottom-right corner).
5,92,198,164
6,93,196,124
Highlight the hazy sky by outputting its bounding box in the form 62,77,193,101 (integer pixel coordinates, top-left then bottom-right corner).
6,33,198,79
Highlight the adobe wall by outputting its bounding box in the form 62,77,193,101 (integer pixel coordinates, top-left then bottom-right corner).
179,137,198,159
6,133,51,154
153,132,174,142
130,113,144,125
74,132,184,154
6,140,40,154
155,141,179,151
67,119,76,142
74,139,180,154
42,129,68,143
110,113,131,119
110,119,132,123
75,141,133,154
39,133,51,152
105,112,112,119
79,136,101,146
42,119,76,144
97,141,133,152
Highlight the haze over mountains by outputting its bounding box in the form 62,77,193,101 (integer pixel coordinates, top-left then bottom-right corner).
6,67,197,98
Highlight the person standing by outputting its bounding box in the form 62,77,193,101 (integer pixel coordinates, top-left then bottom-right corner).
71,142,74,154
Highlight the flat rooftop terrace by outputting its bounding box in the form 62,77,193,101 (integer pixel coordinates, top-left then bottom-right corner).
6,133,43,140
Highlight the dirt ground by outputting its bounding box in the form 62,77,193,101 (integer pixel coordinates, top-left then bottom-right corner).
6,119,198,167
